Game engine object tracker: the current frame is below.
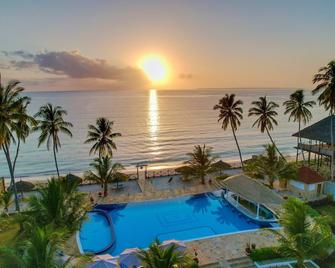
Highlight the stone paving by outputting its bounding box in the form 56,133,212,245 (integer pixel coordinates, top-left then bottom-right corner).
93,175,218,204
185,229,279,266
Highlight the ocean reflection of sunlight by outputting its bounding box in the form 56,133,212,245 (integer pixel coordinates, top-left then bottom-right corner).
149,89,159,140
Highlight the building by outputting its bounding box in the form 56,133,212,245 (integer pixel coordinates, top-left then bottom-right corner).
288,166,325,200
293,115,334,178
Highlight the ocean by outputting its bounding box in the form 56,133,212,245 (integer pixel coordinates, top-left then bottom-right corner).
0,88,327,179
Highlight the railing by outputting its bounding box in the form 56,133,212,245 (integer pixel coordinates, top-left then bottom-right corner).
297,143,333,157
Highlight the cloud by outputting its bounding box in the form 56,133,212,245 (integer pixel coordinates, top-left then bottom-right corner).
2,50,34,60
179,73,193,79
5,50,148,86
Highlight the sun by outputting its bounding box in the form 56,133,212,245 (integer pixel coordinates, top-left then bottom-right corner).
138,54,169,84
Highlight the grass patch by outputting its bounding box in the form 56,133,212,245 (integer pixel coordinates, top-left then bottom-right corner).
0,215,20,247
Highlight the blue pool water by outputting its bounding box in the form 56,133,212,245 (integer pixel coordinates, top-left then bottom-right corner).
79,192,266,255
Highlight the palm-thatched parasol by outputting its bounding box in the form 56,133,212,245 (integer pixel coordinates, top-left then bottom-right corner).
9,180,35,192
211,160,231,174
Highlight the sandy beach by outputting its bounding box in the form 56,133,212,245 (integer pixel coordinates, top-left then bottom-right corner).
3,159,244,187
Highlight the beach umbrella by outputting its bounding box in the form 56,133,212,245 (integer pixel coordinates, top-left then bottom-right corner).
65,173,83,183
88,259,118,268
119,248,141,268
161,240,187,252
211,160,231,175
93,254,115,261
8,180,35,192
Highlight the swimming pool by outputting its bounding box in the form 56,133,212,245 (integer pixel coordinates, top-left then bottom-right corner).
78,192,272,255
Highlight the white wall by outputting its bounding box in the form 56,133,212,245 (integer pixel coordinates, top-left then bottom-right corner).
289,180,305,190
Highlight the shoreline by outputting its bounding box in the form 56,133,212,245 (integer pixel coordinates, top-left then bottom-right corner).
3,159,243,187
3,154,296,187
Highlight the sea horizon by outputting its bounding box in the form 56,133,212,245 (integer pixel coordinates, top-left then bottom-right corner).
0,88,327,180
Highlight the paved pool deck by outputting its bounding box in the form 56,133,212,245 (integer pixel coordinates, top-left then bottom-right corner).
185,229,279,266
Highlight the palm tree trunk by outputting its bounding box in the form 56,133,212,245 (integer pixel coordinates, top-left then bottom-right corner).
52,139,60,178
331,110,334,180
103,182,108,197
231,123,244,168
200,174,205,184
9,139,21,189
296,121,300,162
12,139,21,173
2,144,20,211
298,120,305,162
265,126,286,161
296,257,305,268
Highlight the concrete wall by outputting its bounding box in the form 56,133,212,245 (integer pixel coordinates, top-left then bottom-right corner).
324,181,335,198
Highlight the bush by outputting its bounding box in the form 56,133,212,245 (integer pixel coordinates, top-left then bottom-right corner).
215,174,229,180
308,197,334,207
249,247,283,262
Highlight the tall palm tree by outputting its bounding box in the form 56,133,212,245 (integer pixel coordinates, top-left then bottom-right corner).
213,94,244,167
28,177,89,232
313,61,335,180
85,117,121,158
248,96,285,160
84,156,126,196
284,90,315,162
138,239,194,268
0,76,32,211
33,104,73,178
12,101,37,175
270,198,334,268
184,145,216,184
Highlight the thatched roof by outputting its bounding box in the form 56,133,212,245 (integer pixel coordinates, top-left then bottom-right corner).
211,160,231,170
175,166,193,174
292,115,334,144
221,174,283,205
8,180,35,192
65,173,83,184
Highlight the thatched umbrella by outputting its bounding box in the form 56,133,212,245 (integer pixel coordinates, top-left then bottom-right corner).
8,181,35,196
211,160,231,174
65,173,83,184
175,166,194,180
8,181,35,192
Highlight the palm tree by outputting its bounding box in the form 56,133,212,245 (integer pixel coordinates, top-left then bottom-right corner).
33,104,73,178
213,94,244,167
184,145,216,184
0,190,13,213
253,144,284,188
283,90,315,162
28,177,89,232
0,76,32,211
138,239,195,268
85,117,121,158
312,61,335,180
248,96,285,160
270,198,334,268
0,226,88,268
85,156,126,196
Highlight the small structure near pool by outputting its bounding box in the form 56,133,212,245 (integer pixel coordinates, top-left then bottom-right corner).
221,174,283,223
288,166,325,200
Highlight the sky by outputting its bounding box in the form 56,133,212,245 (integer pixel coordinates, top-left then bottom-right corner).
0,0,335,91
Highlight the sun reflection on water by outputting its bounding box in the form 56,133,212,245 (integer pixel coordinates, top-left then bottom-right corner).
149,89,159,140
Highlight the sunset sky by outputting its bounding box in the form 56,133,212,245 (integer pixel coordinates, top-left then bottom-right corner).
1,0,335,91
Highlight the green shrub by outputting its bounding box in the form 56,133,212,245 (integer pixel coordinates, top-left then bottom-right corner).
215,174,229,180
249,247,283,262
